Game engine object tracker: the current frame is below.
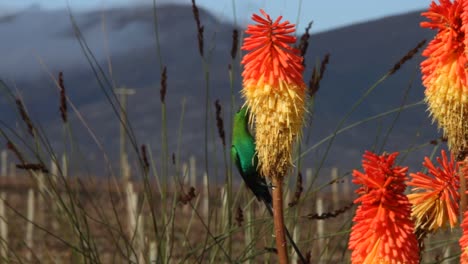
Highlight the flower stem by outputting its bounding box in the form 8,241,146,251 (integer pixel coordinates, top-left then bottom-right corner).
271,177,288,264
460,156,467,214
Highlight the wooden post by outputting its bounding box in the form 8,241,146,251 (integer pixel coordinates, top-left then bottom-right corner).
0,151,8,260
26,189,35,262
115,87,136,182
220,187,228,228
50,160,58,181
202,172,209,217
149,241,157,263
190,156,197,188
316,196,325,263
343,176,351,200
36,171,45,225
0,197,7,262
0,151,6,176
305,168,313,190
126,182,138,262
443,246,451,263
61,154,68,178
343,176,352,219
182,163,190,215
50,160,60,232
291,225,300,264
122,156,131,185
181,162,188,182
126,183,136,237
136,213,144,263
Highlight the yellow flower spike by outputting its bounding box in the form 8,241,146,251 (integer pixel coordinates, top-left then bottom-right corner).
241,9,306,180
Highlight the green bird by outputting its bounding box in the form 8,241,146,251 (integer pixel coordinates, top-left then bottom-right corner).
231,106,306,263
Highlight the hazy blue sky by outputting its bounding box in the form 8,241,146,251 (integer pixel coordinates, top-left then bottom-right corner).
3,0,432,32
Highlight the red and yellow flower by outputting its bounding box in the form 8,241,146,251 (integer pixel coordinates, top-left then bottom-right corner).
241,9,306,179
349,151,419,264
407,150,459,236
421,0,468,154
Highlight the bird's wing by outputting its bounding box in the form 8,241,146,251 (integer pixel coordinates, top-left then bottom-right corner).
231,145,247,182
231,145,240,171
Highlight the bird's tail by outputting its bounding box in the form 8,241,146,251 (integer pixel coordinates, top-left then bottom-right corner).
264,201,307,264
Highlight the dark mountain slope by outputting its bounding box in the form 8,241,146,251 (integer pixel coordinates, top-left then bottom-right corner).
0,6,439,178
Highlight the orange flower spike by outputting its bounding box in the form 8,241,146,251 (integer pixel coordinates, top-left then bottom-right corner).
241,9,306,179
420,0,468,154
407,150,460,234
242,10,303,89
349,151,419,264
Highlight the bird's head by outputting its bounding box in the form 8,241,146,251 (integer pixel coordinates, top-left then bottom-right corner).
234,105,250,122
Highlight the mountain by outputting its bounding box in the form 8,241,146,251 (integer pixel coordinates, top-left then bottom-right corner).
0,5,439,181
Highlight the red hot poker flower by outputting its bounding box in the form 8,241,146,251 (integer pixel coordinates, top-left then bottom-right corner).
240,9,306,179
349,151,419,264
407,150,460,233
420,0,468,154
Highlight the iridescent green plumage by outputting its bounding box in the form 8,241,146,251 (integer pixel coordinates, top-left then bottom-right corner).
231,106,272,205
231,106,305,263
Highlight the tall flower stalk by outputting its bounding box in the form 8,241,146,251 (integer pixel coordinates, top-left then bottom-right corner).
460,160,468,263
420,0,468,210
349,151,419,264
241,10,306,263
